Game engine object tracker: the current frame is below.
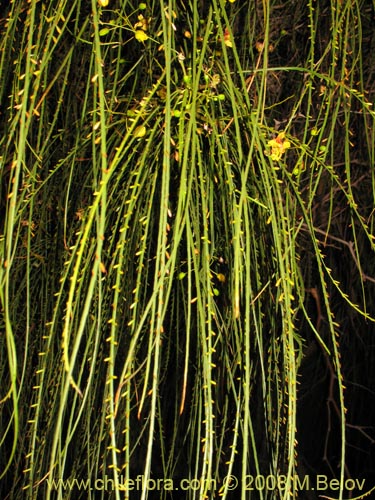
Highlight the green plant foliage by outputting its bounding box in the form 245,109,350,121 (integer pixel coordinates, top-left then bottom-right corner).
1,0,375,499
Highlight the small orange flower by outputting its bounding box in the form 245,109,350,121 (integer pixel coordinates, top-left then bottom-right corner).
224,28,232,48
267,131,291,161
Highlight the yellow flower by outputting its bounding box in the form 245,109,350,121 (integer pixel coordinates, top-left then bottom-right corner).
135,30,148,42
267,131,291,161
134,15,149,42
